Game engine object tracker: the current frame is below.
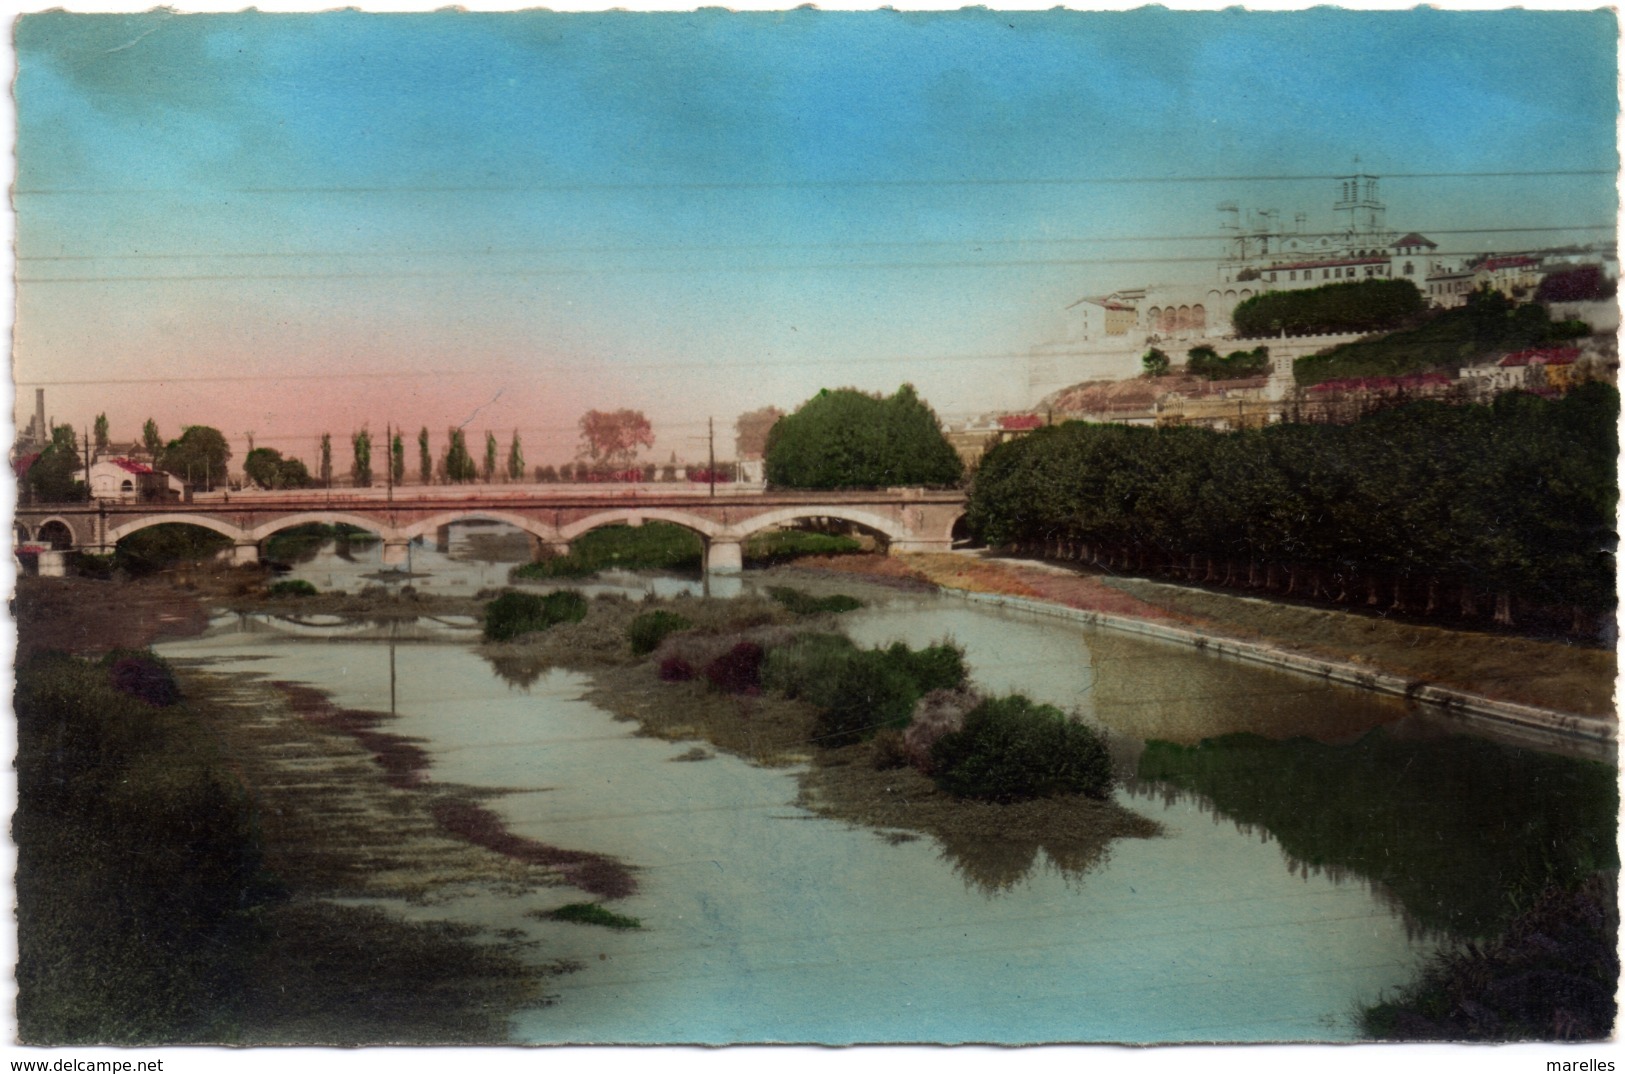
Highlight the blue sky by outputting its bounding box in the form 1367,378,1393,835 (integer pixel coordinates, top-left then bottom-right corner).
12,7,1619,466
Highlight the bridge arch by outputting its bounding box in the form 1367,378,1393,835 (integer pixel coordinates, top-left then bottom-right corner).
35,518,78,550
398,509,561,545
730,506,909,546
243,512,397,543
559,508,725,543
107,514,249,546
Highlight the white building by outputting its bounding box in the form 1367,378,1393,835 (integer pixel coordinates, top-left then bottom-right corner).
80,457,184,502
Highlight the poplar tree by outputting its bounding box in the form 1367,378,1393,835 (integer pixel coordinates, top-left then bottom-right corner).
418,427,431,485
319,433,333,488
351,428,372,488
391,430,406,487
507,430,524,482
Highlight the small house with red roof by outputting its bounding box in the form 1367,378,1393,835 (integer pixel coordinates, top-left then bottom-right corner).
81,456,184,503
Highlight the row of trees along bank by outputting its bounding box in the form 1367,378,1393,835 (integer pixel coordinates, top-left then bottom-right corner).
966,384,1619,637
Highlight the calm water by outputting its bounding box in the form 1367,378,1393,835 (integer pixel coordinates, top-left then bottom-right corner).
160,527,1617,1043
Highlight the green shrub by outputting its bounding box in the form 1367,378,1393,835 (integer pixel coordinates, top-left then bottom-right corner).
627,610,692,655
764,634,965,746
929,695,1114,803
812,649,921,746
268,579,318,598
483,589,589,641
761,633,860,701
884,640,967,694
766,586,864,615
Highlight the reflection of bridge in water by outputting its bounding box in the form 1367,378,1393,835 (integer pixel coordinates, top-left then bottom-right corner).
16,486,966,574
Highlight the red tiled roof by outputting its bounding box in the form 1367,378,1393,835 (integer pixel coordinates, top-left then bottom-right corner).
1391,233,1437,249
109,457,156,475
1478,255,1541,272
998,414,1045,430
12,452,40,478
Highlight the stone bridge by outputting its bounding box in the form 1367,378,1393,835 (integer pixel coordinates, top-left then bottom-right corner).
15,486,967,574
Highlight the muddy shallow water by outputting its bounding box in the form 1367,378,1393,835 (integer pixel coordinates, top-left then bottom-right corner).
157,527,1617,1043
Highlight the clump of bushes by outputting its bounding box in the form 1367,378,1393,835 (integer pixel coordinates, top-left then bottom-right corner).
627,610,692,655
483,589,589,641
929,695,1113,803
104,650,182,708
704,642,765,695
767,586,864,615
269,579,318,598
761,634,968,746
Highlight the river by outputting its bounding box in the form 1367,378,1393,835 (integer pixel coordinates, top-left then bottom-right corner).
156,524,1618,1044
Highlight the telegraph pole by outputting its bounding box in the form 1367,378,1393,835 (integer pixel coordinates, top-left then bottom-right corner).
708,417,716,498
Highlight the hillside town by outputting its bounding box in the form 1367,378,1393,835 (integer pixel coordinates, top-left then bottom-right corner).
949,171,1618,464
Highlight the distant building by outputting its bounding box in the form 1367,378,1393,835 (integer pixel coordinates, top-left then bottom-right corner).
1024,167,1613,403
80,457,184,502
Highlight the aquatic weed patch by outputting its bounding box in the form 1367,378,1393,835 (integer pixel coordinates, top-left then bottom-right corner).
767,585,864,615
430,799,636,900
545,903,644,930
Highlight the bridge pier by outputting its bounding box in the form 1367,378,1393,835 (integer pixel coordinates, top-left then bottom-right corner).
435,525,453,553
231,541,261,567
704,539,743,575
381,539,413,567
526,535,571,561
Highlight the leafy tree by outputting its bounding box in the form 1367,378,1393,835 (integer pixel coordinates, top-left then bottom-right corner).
482,431,498,483
141,419,162,461
1536,265,1614,304
1141,348,1170,377
578,409,654,469
764,384,964,489
350,429,373,488
1232,278,1424,337
160,426,230,490
418,427,431,485
319,433,333,488
734,405,784,458
443,428,477,483
390,431,405,487
507,430,524,482
25,423,87,502
244,447,311,490
93,414,109,454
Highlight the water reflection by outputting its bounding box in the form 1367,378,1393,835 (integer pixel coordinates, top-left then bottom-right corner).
936,828,1113,895
1127,721,1619,940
